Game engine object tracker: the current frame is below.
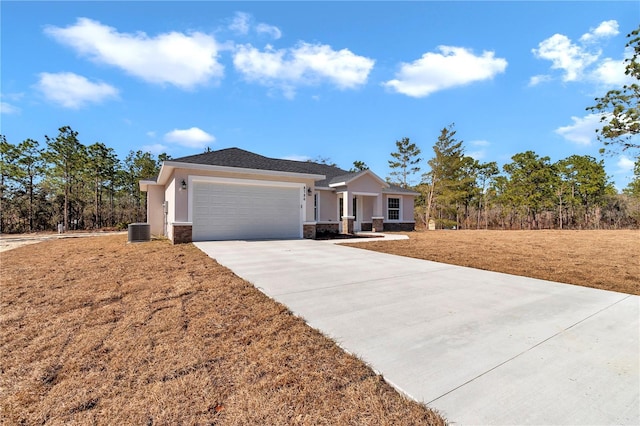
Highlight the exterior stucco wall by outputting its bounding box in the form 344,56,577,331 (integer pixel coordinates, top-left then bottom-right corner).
172,171,189,223
180,167,318,185
146,185,165,236
303,184,316,222
346,173,385,194
361,196,374,221
165,179,176,241
318,190,338,222
402,195,415,222
149,165,416,239
384,194,416,224
164,167,316,224
157,168,319,241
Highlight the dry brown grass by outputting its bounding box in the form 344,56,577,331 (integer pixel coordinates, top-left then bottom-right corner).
350,230,640,296
0,235,445,425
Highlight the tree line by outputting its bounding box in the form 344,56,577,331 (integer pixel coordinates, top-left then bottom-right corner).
386,127,640,230
2,123,638,235
0,126,167,234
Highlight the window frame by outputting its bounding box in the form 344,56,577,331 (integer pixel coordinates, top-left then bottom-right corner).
387,197,400,221
313,193,319,221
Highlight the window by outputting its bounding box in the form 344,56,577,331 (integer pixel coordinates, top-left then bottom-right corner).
388,197,400,220
353,197,357,219
314,193,318,221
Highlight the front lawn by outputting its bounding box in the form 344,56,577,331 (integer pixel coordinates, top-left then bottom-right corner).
349,230,639,295
0,235,445,425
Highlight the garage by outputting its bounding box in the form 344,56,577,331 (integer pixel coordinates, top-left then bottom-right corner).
191,179,303,241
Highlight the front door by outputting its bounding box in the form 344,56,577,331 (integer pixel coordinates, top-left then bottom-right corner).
353,196,361,232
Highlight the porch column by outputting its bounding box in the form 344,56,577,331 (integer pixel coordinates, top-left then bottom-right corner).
341,190,354,234
374,194,383,217
372,194,384,232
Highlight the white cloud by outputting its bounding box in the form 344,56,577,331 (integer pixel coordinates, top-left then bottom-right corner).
468,140,491,159
45,18,223,89
256,23,282,40
554,113,602,145
616,155,635,172
164,127,215,148
283,154,312,162
1,102,20,114
233,42,374,97
532,34,598,82
35,72,118,109
229,12,281,40
528,74,553,87
382,46,507,97
229,12,251,35
580,20,619,43
142,143,168,154
592,54,633,86
532,20,626,85
146,131,157,138
468,150,486,160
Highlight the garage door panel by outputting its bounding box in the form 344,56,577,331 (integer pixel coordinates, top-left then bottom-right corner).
192,181,302,241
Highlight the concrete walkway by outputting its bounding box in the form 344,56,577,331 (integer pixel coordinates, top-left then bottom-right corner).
194,238,640,425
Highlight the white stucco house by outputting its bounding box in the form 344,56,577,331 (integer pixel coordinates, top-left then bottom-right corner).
139,148,418,243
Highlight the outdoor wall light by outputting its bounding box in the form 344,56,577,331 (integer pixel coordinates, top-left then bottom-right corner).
180,179,187,190
307,187,313,196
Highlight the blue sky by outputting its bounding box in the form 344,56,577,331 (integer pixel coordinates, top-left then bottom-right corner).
2,1,638,189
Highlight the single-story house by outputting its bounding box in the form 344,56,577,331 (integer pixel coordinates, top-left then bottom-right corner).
139,148,417,243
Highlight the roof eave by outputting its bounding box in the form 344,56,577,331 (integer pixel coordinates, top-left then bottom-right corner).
156,160,325,185
139,179,159,192
384,189,420,196
328,169,390,188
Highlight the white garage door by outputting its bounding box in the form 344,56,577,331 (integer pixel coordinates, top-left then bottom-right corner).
192,180,302,241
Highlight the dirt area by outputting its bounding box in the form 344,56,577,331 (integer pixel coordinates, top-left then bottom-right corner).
348,230,640,296
0,231,127,253
0,235,445,425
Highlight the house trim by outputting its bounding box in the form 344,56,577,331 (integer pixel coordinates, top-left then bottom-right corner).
383,189,420,196
386,195,402,222
158,161,325,186
329,169,390,188
351,191,380,197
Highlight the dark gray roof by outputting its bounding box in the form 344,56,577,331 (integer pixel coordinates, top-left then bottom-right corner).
172,148,350,185
171,147,417,193
326,169,417,193
328,170,366,186
383,185,420,194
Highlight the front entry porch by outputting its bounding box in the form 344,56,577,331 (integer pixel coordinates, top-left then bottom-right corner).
338,192,384,234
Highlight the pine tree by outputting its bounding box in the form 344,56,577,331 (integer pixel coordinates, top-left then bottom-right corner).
388,137,421,188
0,135,19,233
44,126,86,231
422,124,468,228
15,139,45,231
587,26,640,154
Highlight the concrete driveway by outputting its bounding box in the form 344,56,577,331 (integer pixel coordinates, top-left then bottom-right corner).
195,238,639,425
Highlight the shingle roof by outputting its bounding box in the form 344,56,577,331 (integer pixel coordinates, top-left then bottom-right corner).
172,148,350,185
328,170,366,186
383,185,420,194
170,147,417,193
